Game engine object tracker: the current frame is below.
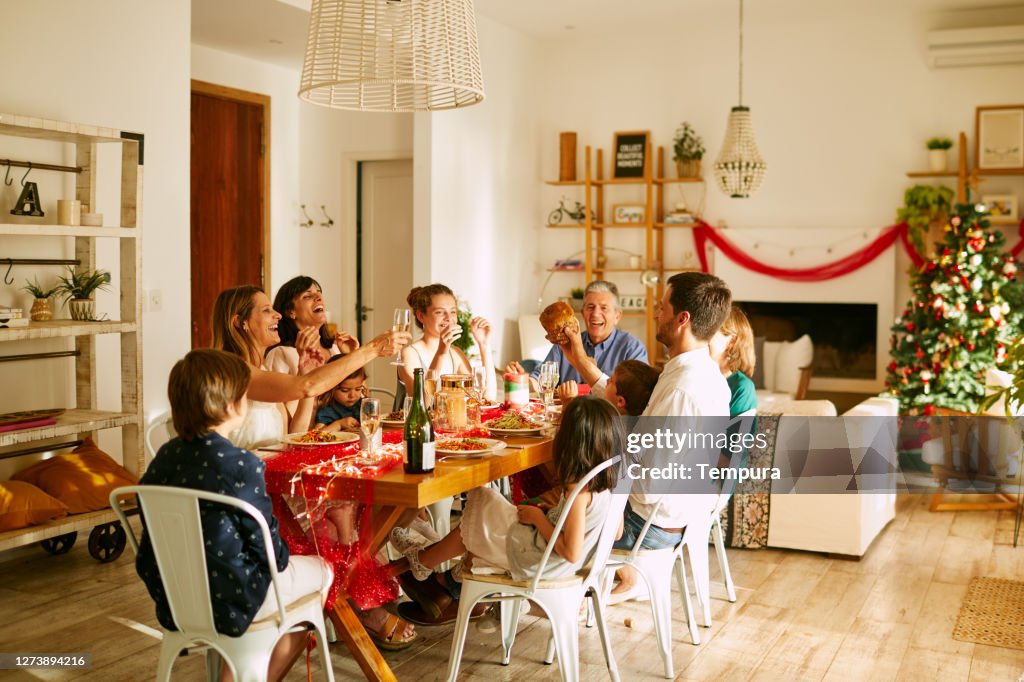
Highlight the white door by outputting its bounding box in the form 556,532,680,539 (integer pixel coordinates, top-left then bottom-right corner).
359,159,413,403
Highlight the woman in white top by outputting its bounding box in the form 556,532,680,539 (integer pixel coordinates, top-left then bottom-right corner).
266,276,359,423
397,284,497,403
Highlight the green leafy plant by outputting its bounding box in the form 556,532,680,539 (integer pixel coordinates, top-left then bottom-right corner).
453,297,474,353
896,185,954,254
926,137,953,150
22,278,59,299
56,266,111,301
672,122,705,162
570,287,585,299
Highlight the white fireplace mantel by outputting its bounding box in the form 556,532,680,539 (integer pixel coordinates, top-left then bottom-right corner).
710,228,895,394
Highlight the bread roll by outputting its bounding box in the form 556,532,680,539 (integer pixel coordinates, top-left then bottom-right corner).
540,301,580,344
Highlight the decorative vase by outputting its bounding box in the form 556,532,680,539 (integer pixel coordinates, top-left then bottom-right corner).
30,297,53,321
676,159,701,178
68,298,95,321
928,149,948,173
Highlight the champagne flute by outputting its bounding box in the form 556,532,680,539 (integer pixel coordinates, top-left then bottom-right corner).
390,308,411,366
539,362,559,420
424,369,440,410
472,365,488,403
360,398,381,458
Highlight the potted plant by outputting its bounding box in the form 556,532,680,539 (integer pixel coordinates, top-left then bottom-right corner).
22,278,59,321
896,185,954,257
672,122,705,178
56,266,111,321
926,137,953,173
569,287,585,311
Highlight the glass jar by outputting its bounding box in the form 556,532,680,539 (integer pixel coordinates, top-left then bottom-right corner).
503,371,529,407
437,374,481,432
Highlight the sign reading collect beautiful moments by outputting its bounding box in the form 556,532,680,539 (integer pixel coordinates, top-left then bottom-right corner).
613,130,649,179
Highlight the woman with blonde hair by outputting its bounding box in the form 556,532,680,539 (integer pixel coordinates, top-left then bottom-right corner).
708,305,757,417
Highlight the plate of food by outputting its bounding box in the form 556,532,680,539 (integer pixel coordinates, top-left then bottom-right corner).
436,437,507,458
283,430,360,446
381,410,406,428
484,412,547,436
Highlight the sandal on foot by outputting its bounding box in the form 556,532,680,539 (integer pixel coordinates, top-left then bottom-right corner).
390,527,431,580
364,612,417,652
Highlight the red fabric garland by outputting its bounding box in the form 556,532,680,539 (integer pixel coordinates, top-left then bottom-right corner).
692,219,926,281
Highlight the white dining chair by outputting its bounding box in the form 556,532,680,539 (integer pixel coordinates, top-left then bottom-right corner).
110,485,335,682
144,412,175,463
445,456,627,682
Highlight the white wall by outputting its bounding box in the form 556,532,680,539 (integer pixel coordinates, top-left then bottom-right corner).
529,1,1024,336
191,44,412,335
0,1,190,468
417,15,542,365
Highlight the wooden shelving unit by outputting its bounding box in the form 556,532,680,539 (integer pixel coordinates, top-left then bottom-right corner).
0,113,143,558
545,139,705,359
905,131,1024,202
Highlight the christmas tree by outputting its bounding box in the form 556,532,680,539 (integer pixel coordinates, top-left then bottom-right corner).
887,200,1023,415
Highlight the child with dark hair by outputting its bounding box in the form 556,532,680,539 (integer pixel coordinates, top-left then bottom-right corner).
136,349,333,681
314,354,368,431
391,395,620,584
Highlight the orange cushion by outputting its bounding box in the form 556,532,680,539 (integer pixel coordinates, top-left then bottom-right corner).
0,480,69,531
12,438,137,514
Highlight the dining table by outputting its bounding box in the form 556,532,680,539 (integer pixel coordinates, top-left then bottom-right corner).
262,426,554,682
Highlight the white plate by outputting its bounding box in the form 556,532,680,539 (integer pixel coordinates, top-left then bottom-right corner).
381,418,406,428
436,437,508,458
485,425,547,436
283,431,360,446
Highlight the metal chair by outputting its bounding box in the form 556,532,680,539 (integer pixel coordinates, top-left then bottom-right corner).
110,485,335,682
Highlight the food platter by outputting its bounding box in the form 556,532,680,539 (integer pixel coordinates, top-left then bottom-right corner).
484,412,547,436
436,437,507,459
381,410,406,428
283,431,360,446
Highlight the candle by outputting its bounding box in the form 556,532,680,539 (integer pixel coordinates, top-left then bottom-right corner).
57,200,81,226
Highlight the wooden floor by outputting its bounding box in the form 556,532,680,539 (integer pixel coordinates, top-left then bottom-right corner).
1,495,1022,681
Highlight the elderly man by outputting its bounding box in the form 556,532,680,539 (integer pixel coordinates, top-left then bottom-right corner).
507,280,647,387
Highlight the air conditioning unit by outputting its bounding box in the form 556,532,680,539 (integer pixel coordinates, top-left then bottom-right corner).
927,25,1024,68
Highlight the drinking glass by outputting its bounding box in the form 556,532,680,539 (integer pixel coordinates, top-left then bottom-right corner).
472,365,488,402
390,308,411,366
402,396,414,420
538,361,559,419
432,393,450,432
424,369,440,409
360,398,381,457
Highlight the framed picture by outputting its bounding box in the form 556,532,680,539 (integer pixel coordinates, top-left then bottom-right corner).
613,204,645,225
976,105,1024,171
612,130,650,179
981,194,1018,224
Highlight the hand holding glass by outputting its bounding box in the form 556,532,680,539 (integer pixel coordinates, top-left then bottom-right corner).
390,308,411,366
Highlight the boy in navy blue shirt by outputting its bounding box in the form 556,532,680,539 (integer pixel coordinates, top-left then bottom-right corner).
136,349,332,681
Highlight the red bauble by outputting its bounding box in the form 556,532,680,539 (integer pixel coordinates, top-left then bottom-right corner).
923,405,936,416
907,323,916,332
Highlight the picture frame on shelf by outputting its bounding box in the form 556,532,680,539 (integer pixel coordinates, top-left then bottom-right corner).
612,130,649,179
981,194,1018,224
975,105,1024,171
613,204,645,225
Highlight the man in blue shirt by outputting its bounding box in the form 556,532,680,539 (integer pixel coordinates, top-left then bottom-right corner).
509,280,648,387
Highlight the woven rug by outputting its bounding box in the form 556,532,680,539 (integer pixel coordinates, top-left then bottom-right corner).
952,576,1024,650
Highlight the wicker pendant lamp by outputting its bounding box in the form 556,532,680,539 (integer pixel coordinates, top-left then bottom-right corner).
714,0,766,198
298,0,485,112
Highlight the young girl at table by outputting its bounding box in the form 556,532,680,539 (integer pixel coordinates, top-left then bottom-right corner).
137,349,333,681
314,356,367,431
390,395,620,585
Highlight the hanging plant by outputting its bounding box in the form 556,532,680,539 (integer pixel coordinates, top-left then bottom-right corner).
896,185,954,255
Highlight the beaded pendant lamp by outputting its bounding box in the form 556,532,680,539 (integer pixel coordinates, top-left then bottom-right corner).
298,0,485,112
714,0,766,198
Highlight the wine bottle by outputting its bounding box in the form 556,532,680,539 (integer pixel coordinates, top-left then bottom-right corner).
403,367,435,474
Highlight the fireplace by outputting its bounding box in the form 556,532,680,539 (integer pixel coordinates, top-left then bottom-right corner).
738,301,878,380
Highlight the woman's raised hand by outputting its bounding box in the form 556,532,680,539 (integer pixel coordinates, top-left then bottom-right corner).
437,322,462,351
469,316,491,348
296,327,326,375
334,330,360,354
370,329,412,358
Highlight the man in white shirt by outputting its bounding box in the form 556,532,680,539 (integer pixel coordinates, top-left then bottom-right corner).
551,272,732,596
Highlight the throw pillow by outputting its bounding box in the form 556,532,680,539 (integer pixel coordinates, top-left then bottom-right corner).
774,334,814,396
12,438,138,514
762,341,781,392
751,336,766,388
0,480,68,531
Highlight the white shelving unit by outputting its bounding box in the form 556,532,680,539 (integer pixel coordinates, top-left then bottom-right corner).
0,113,143,560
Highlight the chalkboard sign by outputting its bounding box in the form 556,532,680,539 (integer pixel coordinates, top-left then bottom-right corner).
613,130,649,179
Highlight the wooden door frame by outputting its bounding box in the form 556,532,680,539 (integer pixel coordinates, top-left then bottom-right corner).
342,151,412,335
190,78,272,290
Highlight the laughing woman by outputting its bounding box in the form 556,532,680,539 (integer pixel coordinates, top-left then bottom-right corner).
397,284,497,403
212,285,409,450
266,276,360,425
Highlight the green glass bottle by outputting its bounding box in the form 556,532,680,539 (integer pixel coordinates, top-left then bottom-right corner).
404,367,435,474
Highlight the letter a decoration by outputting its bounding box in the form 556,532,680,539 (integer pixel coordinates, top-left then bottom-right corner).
11,181,44,217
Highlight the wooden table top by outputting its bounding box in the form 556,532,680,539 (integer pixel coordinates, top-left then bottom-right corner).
361,434,553,508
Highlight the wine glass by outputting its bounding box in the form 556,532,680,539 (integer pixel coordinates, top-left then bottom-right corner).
472,365,488,403
424,369,440,410
390,308,411,366
360,398,381,458
402,396,414,420
538,362,559,419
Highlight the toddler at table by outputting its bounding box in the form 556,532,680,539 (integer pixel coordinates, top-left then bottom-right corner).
314,356,366,431
136,349,333,682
